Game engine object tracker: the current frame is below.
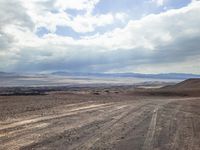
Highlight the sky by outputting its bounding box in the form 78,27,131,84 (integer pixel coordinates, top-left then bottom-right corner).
0,0,200,74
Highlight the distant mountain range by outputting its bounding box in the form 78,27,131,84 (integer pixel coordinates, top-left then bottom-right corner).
0,72,18,77
1,71,200,80
51,71,200,80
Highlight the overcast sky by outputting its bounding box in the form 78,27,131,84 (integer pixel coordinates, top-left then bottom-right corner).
0,0,200,74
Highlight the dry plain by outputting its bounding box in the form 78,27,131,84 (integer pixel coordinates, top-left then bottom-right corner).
0,80,200,150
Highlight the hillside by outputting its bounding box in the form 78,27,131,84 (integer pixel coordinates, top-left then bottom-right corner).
164,78,200,90
133,78,200,97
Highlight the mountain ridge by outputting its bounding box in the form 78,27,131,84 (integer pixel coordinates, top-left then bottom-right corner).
1,71,200,80
51,71,200,80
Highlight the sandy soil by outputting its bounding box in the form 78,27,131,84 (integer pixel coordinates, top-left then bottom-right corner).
0,88,200,150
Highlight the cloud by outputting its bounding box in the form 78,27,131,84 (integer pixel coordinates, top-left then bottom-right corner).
151,0,165,6
0,0,200,74
16,0,124,33
54,0,100,14
0,0,34,52
0,0,34,29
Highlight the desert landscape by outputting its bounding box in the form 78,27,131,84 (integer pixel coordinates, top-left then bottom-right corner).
0,78,200,150
1,0,200,149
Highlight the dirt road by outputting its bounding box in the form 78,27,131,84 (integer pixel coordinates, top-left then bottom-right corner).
0,92,200,150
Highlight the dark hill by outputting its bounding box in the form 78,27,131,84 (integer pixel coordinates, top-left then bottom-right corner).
133,78,200,97
163,78,200,90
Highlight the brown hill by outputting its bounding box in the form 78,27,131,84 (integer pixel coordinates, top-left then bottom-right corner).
134,78,200,97
163,78,200,90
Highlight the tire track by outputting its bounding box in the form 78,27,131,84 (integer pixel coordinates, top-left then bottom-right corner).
142,107,158,150
72,102,156,150
0,102,131,150
169,104,182,150
1,97,199,150
0,103,113,131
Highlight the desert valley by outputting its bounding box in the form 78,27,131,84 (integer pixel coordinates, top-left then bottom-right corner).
0,76,200,150
1,0,200,149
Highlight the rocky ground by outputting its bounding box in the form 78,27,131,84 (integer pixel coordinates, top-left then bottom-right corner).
0,87,200,150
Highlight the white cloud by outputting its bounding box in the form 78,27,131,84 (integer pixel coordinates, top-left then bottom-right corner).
81,1,200,50
1,0,200,73
16,0,123,33
115,13,128,23
68,13,114,33
15,0,124,33
152,0,165,6
54,0,100,14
